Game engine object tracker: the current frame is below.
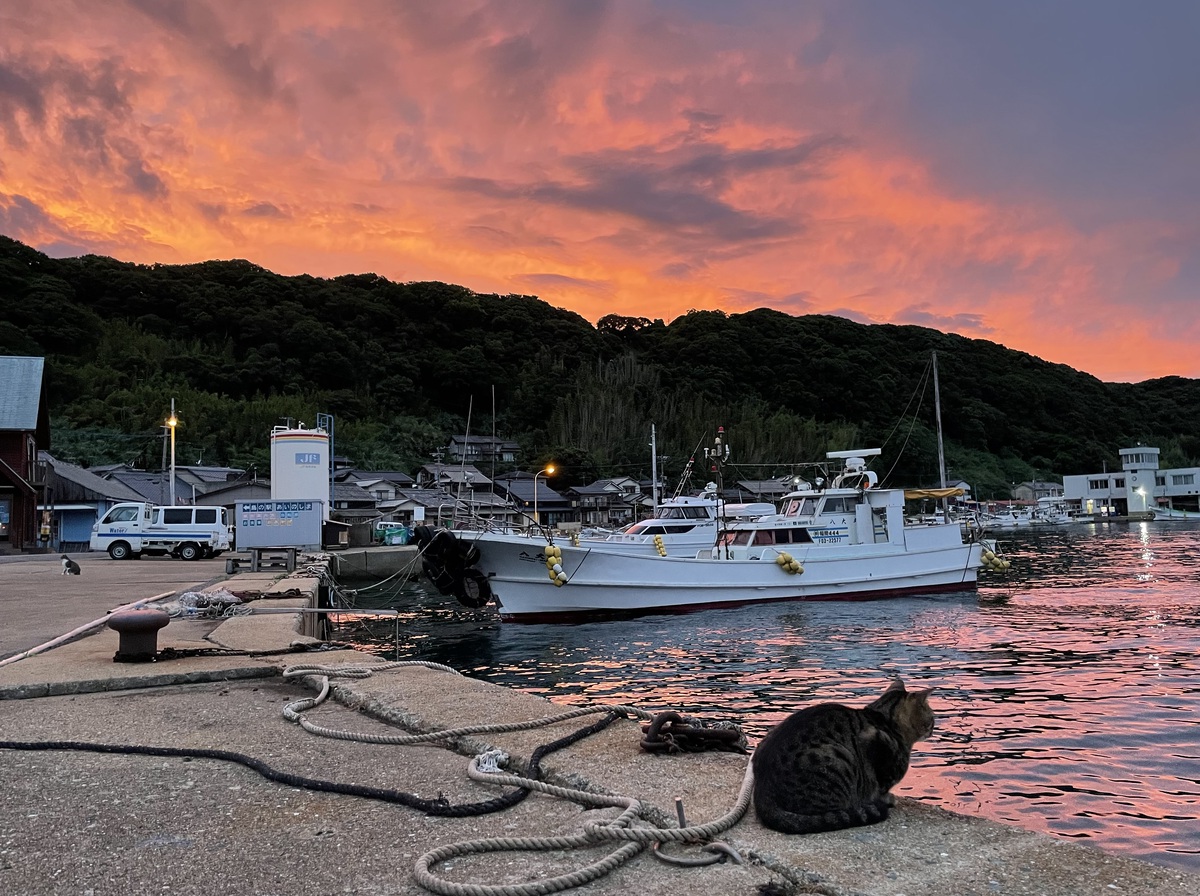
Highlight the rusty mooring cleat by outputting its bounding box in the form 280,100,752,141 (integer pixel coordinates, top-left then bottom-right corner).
106,607,170,663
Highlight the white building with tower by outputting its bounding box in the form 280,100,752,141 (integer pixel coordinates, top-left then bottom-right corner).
1062,446,1200,519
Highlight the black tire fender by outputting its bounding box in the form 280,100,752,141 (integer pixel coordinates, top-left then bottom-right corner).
422,558,458,596
453,568,492,609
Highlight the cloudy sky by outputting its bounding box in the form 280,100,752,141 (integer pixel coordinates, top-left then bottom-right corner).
2,1,1197,383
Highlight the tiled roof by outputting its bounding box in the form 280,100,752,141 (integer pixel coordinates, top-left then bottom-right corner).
40,452,145,502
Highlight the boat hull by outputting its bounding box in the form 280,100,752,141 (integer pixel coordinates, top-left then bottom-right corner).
461,531,984,622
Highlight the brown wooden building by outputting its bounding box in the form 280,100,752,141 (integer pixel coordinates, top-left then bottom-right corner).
0,356,51,552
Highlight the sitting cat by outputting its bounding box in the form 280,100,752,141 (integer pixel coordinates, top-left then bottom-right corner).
752,678,935,834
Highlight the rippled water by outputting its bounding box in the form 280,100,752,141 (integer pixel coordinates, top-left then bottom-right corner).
334,521,1200,871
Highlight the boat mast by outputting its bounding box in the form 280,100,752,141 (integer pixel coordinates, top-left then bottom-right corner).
650,424,659,509
933,351,949,514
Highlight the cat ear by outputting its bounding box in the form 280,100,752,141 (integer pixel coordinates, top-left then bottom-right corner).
885,677,906,693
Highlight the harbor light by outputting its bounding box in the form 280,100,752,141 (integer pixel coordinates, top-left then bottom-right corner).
534,465,556,527
166,400,178,506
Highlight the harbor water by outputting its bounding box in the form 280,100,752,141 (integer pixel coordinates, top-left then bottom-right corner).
334,521,1200,872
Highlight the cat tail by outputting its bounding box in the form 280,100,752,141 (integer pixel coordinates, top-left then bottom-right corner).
757,798,891,834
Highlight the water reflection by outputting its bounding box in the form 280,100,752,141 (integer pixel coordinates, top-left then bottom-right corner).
336,521,1200,871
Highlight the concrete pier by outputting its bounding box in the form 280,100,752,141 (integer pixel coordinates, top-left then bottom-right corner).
2,550,1198,896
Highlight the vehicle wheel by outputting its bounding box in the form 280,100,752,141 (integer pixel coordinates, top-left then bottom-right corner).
108,541,132,561
178,542,201,561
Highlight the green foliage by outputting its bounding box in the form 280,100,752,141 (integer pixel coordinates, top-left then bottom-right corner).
3,235,1200,490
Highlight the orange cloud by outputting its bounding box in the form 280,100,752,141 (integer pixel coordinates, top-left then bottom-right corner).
2,2,1196,382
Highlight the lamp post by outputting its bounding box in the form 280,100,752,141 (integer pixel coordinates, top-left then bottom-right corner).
166,399,178,506
533,465,555,528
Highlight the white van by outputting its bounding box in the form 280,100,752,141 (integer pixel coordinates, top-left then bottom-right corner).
90,502,232,560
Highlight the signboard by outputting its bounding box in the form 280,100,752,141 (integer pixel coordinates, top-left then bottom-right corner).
236,500,324,550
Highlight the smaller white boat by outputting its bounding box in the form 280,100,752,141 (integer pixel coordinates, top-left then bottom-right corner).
1151,505,1197,521
1032,498,1074,525
576,483,773,556
980,507,1034,530
980,498,1076,531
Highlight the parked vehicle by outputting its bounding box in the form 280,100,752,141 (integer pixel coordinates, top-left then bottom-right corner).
90,502,232,560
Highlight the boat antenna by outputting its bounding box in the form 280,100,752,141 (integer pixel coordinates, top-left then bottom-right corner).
670,435,709,499
704,426,730,492
650,423,659,509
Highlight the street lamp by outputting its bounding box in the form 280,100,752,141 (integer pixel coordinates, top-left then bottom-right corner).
533,465,556,528
166,399,178,506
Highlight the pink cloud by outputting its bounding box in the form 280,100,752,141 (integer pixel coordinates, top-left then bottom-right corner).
1,2,1196,382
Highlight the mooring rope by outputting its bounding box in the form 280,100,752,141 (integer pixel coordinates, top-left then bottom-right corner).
412,760,756,896
281,661,657,746
281,660,755,896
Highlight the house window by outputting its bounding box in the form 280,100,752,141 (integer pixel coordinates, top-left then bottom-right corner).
1114,478,1125,488
1172,474,1195,486
1087,479,1108,491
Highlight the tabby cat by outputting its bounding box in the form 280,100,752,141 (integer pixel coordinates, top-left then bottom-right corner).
752,678,935,834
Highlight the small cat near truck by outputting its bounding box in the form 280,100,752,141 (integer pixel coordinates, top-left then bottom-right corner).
90,502,232,561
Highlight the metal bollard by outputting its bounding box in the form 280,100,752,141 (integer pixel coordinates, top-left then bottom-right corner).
106,607,170,663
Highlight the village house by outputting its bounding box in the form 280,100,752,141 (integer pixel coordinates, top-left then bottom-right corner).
1012,480,1063,502
569,477,643,529
415,462,492,493
727,477,793,504
37,452,145,552
493,472,574,530
0,356,50,552
445,434,521,466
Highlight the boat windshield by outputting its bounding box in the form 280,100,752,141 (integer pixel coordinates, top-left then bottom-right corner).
655,506,713,520
717,530,754,546
622,522,698,536
820,496,857,514
783,497,818,517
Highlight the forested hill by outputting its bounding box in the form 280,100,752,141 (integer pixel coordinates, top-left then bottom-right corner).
2,234,1198,500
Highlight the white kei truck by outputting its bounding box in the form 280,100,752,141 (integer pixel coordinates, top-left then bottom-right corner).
90,502,233,561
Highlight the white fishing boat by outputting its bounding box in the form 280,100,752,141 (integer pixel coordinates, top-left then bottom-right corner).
1151,505,1198,520
979,498,1074,531
424,449,992,622
979,507,1034,530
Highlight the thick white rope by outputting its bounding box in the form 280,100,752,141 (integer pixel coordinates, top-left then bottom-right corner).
280,660,753,896
281,661,655,745
412,760,755,896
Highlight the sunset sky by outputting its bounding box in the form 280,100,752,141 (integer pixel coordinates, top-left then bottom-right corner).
2,1,1198,383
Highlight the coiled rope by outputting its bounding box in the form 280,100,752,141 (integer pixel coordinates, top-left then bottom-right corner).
412,759,755,896
282,661,755,896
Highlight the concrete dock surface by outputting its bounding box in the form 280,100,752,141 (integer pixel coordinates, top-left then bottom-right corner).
2,551,1198,896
